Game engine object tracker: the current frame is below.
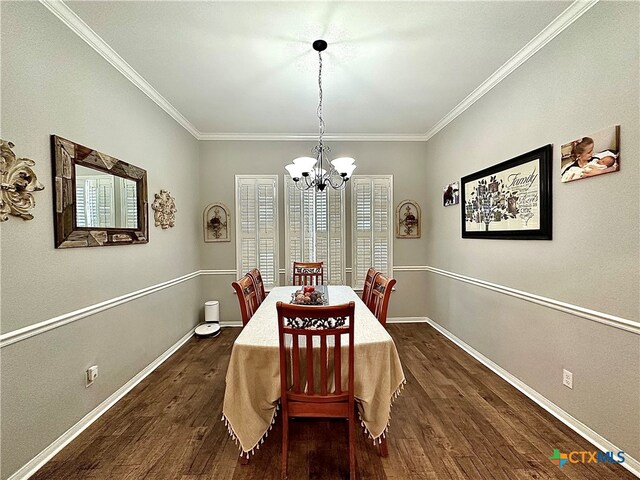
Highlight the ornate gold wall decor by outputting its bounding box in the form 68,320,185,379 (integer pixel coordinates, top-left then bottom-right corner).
151,190,177,229
396,199,421,238
0,140,45,222
203,203,230,242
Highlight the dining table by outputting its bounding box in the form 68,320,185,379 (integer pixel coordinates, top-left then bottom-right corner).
221,285,406,459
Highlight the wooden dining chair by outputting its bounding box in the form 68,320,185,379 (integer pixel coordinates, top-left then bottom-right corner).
361,267,380,311
292,261,324,286
368,274,397,327
247,268,266,305
231,274,260,326
276,301,356,480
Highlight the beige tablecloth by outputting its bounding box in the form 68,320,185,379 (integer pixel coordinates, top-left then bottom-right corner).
222,286,406,457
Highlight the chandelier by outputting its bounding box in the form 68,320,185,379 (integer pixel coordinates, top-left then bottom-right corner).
285,40,356,191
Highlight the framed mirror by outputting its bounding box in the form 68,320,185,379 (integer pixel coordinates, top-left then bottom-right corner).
52,135,148,248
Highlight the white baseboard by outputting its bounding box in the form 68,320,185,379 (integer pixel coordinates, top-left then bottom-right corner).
424,318,640,478
387,316,428,324
8,328,195,480
221,321,243,327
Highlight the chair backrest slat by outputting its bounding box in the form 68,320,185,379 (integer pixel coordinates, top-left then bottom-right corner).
231,274,260,326
368,274,397,327
306,332,314,395
247,268,266,305
292,335,301,394
320,336,328,396
334,334,342,395
362,268,379,310
293,261,324,286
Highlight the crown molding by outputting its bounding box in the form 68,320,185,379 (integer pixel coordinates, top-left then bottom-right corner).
39,0,201,139
197,133,427,142
42,0,597,143
424,0,599,141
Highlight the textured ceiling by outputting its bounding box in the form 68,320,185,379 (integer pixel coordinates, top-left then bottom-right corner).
66,1,571,136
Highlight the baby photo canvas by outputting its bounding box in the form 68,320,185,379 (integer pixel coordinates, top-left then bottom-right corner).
560,125,620,183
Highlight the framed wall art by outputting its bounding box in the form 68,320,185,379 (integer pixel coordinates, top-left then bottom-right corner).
204,203,230,242
560,125,620,183
396,199,420,238
461,145,552,240
443,181,459,207
51,135,148,248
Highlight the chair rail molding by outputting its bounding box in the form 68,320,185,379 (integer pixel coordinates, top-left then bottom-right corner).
2,264,636,348
0,271,200,348
200,269,239,275
419,265,638,335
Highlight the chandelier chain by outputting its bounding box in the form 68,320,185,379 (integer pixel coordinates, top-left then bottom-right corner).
317,50,325,145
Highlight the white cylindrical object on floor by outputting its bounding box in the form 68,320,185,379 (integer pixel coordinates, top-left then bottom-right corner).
205,300,220,323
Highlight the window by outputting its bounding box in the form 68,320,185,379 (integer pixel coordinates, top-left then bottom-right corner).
235,175,279,288
284,176,345,284
75,174,137,228
351,175,393,288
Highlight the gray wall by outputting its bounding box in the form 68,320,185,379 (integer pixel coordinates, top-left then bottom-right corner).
1,3,201,478
422,1,639,460
198,140,429,323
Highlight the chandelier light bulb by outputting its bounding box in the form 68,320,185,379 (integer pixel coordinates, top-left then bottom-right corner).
285,163,304,180
342,163,357,179
292,156,317,175
331,157,355,174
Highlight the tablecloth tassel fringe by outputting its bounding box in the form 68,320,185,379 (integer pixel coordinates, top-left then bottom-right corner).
221,403,281,460
356,377,407,446
391,378,407,402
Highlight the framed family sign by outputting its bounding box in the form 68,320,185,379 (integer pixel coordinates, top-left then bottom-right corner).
461,145,552,240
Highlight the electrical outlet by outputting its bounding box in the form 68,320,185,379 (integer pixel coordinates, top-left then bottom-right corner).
562,369,573,389
86,365,98,388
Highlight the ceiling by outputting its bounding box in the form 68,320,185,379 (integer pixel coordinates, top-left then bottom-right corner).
62,1,574,139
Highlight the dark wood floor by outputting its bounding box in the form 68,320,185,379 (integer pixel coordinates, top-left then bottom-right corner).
33,324,634,480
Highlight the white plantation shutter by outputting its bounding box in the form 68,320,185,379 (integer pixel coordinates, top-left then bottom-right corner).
75,180,87,227
284,176,345,285
96,179,114,227
351,175,393,288
318,184,345,285
75,176,114,227
236,175,279,288
123,180,138,228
